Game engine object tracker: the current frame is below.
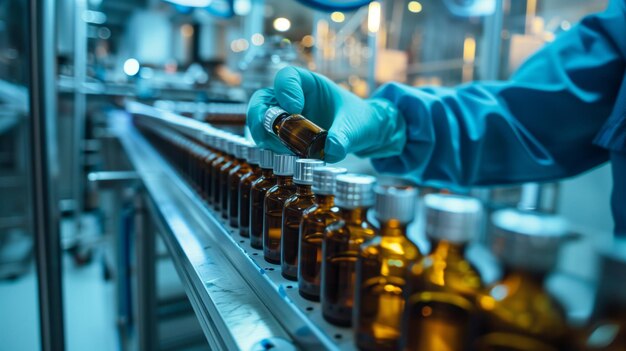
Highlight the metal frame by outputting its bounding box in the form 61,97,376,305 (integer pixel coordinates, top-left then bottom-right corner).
28,0,65,350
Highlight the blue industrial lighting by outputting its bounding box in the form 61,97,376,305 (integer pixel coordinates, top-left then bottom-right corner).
293,0,373,12
163,0,235,18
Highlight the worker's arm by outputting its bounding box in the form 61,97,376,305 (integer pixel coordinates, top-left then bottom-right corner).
372,2,626,187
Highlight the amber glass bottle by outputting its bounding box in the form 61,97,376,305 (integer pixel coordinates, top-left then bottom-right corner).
249,149,276,249
209,137,229,208
263,106,327,159
280,159,325,280
263,154,297,264
238,147,262,238
298,166,347,301
228,142,252,227
321,174,376,326
219,139,240,218
401,194,483,351
201,134,218,201
576,240,626,351
354,185,422,351
474,209,573,351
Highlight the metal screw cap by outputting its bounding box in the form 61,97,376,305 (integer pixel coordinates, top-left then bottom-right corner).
491,209,572,272
247,146,261,165
375,185,419,223
425,194,482,244
335,174,377,209
259,149,274,169
273,154,297,176
263,106,288,134
312,167,347,195
294,159,325,184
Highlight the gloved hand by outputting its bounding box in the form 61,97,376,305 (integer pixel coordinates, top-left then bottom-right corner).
247,66,407,163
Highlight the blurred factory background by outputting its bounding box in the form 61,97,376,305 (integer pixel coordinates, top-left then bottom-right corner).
0,0,615,350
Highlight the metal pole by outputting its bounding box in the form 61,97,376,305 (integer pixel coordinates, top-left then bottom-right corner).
73,0,87,234
27,0,65,350
135,192,157,351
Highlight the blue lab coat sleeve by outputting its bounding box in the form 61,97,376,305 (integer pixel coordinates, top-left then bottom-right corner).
371,1,626,188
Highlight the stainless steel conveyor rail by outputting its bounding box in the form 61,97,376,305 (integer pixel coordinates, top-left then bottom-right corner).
116,103,357,350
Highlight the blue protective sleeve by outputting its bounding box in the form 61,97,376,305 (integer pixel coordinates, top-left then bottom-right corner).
372,1,626,187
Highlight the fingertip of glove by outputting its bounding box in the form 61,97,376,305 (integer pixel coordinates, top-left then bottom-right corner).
324,134,348,163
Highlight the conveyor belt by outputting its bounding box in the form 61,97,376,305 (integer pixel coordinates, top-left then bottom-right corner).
113,106,357,350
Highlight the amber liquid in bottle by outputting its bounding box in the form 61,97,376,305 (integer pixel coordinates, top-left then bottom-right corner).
281,183,315,280
249,168,276,249
322,207,375,326
299,194,340,301
263,175,296,263
219,157,239,218
201,149,217,201
354,219,421,351
228,158,251,227
578,307,626,351
474,270,569,351
210,151,228,208
239,165,262,238
272,114,327,159
402,240,482,351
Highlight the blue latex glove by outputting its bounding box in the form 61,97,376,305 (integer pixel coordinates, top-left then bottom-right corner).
246,66,407,163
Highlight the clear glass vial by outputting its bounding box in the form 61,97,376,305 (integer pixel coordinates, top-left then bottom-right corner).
298,166,347,301
474,209,573,351
321,173,377,326
228,142,252,227
280,159,325,280
263,154,297,264
401,194,483,351
354,184,422,351
264,106,328,159
249,149,276,249
238,146,262,238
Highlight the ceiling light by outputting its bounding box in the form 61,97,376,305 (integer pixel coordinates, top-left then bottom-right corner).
273,17,291,32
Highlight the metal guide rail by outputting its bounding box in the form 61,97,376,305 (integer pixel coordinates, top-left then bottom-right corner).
118,103,356,350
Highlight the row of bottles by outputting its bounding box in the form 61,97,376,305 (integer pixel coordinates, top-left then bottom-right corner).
133,115,625,351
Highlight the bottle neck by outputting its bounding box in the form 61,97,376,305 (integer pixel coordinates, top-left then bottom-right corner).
276,175,293,186
261,168,273,177
271,113,290,134
250,164,261,174
295,183,313,196
315,194,335,210
340,207,369,224
429,239,468,260
379,219,409,237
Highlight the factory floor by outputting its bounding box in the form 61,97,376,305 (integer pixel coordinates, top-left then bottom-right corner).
0,252,119,351
0,214,208,351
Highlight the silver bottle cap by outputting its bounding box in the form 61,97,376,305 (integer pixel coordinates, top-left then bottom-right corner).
375,185,419,223
273,154,297,176
234,142,249,160
294,159,325,185
312,167,347,195
425,194,482,244
263,106,287,134
259,149,274,169
491,209,572,272
247,146,261,165
335,174,376,209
